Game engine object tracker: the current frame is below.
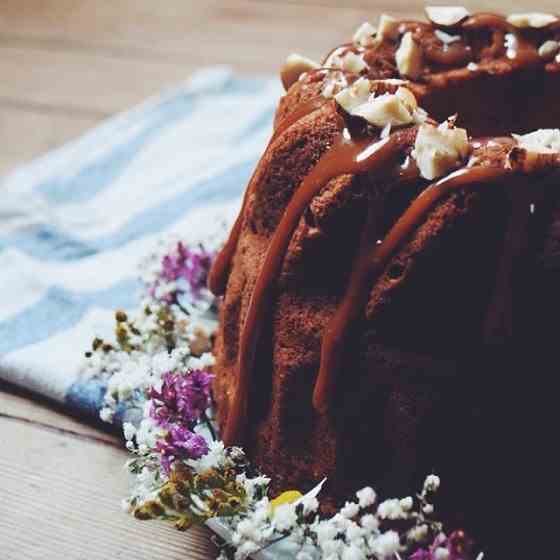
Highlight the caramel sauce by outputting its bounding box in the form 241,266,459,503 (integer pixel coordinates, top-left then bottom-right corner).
462,13,517,33
424,42,472,66
313,165,511,412
221,132,403,446
208,96,332,295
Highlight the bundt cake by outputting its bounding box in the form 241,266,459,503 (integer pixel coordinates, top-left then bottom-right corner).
209,8,560,552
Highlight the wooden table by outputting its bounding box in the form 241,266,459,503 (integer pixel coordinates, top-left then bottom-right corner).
0,1,553,558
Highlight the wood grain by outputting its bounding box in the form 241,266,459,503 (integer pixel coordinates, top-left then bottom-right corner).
0,417,216,560
0,381,118,443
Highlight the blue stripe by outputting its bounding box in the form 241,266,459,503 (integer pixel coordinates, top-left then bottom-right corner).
230,106,275,145
0,158,255,261
37,95,195,204
34,76,270,206
0,278,140,354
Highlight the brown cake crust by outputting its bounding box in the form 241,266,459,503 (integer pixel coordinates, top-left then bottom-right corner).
210,11,560,554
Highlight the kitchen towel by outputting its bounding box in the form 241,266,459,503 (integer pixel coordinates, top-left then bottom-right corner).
0,67,281,418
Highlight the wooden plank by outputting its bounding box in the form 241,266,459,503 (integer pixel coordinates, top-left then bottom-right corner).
0,416,216,560
0,2,409,114
0,381,117,444
0,105,101,176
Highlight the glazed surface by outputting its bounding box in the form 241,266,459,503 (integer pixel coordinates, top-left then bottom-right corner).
209,11,560,551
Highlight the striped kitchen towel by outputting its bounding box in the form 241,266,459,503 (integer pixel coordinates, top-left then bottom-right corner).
0,67,281,418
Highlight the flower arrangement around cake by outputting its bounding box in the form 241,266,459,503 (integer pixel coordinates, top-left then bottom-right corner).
84,237,483,560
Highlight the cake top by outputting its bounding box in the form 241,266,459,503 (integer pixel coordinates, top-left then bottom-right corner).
280,7,560,94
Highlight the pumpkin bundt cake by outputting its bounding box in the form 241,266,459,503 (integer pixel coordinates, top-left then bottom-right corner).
209,8,560,551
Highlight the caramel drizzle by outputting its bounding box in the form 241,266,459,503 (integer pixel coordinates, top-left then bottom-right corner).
207,97,331,296
221,132,403,446
313,165,511,412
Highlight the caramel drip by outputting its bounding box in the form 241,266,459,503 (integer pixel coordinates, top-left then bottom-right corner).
424,42,472,66
208,97,330,295
313,165,511,413
207,194,248,295
222,132,404,446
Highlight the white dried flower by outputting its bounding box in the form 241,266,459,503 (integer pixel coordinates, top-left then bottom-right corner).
356,486,377,508
341,501,360,519
424,474,441,493
434,547,451,560
370,530,400,558
400,496,413,511
342,543,367,560
360,513,380,532
123,422,136,441
99,407,114,423
274,503,298,532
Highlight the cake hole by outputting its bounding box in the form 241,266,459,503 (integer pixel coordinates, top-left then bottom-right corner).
388,262,405,279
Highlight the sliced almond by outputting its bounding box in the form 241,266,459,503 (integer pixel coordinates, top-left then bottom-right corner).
539,40,560,60
342,51,367,73
377,14,400,41
507,13,558,28
280,54,320,91
425,6,470,26
334,79,419,128
513,129,560,153
412,121,469,180
352,93,414,127
395,32,423,80
353,21,377,47
395,86,418,113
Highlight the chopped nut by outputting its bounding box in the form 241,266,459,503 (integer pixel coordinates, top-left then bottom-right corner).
377,14,400,41
353,21,377,47
342,51,367,73
539,40,560,60
513,129,560,153
507,13,558,28
425,6,470,26
352,94,414,127
412,121,469,180
396,32,423,79
334,79,422,128
395,86,418,113
280,53,320,91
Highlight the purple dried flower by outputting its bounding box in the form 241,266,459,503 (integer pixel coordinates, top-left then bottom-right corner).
410,550,431,560
149,370,214,427
156,427,208,473
152,241,215,305
447,530,474,560
411,531,475,560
